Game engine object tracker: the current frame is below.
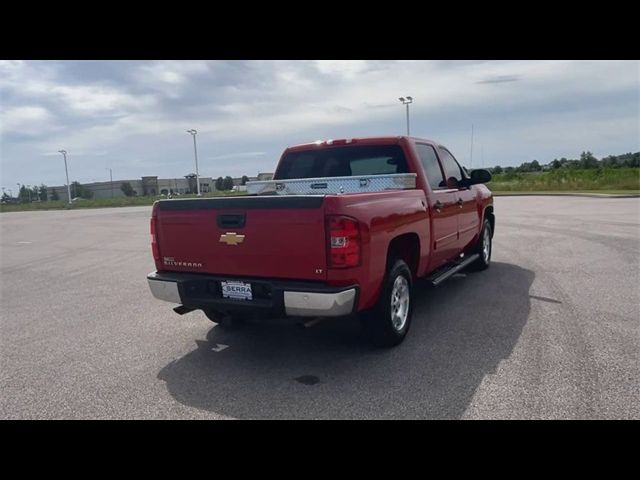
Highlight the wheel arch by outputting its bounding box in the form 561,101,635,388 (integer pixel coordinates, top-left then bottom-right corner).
386,233,421,279
484,205,495,237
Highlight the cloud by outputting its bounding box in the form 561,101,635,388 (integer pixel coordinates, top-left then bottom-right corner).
0,60,637,188
315,60,373,78
132,60,212,98
0,106,57,136
476,75,520,84
47,84,156,115
210,151,266,160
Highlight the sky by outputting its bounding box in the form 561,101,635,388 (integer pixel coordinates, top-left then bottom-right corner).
0,60,638,190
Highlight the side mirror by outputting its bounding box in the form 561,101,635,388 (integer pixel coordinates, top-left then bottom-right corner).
469,169,492,185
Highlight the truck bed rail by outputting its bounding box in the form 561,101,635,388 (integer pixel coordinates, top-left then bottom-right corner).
246,173,417,196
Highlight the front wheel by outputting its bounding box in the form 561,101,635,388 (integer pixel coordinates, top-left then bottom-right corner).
361,259,413,347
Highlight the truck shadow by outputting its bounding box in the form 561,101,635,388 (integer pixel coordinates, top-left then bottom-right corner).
157,261,534,419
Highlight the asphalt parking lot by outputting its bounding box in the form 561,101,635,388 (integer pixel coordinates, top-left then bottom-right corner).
1,196,638,419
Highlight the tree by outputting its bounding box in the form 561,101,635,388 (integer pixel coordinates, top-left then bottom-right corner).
622,152,640,168
223,176,234,190
50,189,60,201
530,160,541,172
184,173,197,194
579,151,599,169
38,184,48,201
71,181,93,199
18,185,31,203
567,159,581,169
215,176,225,191
241,175,249,185
121,182,135,197
492,165,503,174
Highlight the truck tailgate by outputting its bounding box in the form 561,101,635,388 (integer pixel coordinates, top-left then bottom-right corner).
155,196,327,281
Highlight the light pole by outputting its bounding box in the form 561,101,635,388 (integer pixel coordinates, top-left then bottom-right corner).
186,129,201,196
106,168,113,198
469,124,474,168
398,96,413,136
58,150,72,204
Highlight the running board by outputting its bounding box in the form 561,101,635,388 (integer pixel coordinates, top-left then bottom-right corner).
427,254,480,287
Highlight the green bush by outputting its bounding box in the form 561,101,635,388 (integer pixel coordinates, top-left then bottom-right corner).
489,168,640,192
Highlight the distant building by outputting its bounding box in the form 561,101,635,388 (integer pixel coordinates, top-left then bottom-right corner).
47,173,268,202
257,172,274,181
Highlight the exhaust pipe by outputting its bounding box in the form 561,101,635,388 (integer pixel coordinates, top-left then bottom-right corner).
173,305,195,315
297,316,325,329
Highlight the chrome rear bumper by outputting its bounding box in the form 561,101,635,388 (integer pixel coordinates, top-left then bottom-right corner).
283,289,356,317
148,276,181,303
147,271,357,317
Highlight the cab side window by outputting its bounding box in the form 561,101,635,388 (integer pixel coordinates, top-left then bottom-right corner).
438,147,464,189
416,144,446,191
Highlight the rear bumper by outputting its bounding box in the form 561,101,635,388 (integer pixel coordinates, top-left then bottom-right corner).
147,271,357,317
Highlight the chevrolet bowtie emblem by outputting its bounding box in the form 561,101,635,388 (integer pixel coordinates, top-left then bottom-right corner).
219,232,245,246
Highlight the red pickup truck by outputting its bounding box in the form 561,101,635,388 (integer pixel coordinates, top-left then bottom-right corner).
148,136,494,346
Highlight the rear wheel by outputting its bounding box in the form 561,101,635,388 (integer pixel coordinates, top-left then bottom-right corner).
468,219,492,271
362,259,413,347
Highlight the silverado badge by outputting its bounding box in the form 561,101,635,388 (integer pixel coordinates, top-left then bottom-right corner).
220,232,245,246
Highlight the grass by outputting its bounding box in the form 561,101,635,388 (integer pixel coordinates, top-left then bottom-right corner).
492,190,640,196
488,167,640,192
0,191,245,213
3,167,639,212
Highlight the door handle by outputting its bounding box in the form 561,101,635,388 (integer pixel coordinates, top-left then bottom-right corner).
434,200,443,212
457,198,464,207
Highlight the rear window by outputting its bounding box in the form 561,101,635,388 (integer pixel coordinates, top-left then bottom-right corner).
274,145,408,180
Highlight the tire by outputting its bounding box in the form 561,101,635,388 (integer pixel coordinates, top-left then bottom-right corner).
362,259,413,347
468,219,492,271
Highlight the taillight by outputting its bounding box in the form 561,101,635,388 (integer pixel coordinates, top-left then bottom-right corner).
151,202,160,262
327,215,361,268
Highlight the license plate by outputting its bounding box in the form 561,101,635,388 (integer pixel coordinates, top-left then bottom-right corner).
221,281,252,301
